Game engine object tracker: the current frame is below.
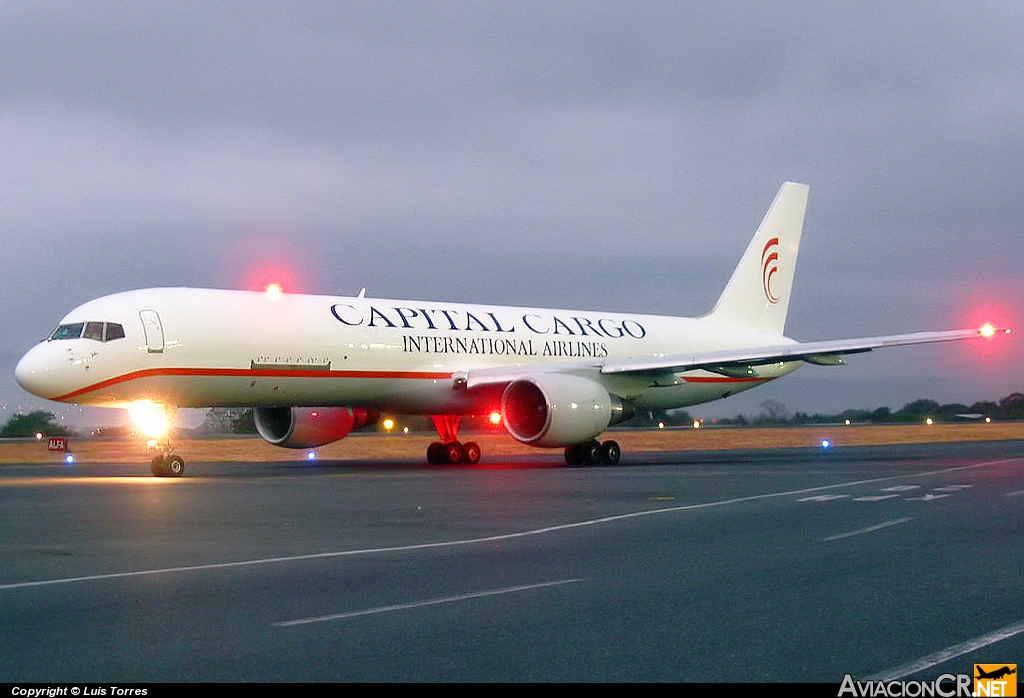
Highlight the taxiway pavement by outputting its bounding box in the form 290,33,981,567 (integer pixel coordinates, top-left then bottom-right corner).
2,441,1023,682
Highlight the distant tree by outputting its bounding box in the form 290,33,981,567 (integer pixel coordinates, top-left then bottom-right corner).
969,401,1000,418
900,399,941,415
837,408,873,424
1000,393,1024,419
201,408,256,434
755,400,790,425
230,408,257,434
870,406,892,423
938,403,971,420
0,410,73,438
893,399,940,422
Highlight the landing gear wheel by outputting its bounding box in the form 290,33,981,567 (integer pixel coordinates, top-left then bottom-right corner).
564,443,585,466
565,439,621,466
150,454,168,477
149,453,185,477
166,455,185,477
427,441,445,464
462,441,481,464
443,441,464,465
599,440,621,465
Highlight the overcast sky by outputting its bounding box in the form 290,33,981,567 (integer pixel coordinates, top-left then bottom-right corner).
1,1,1020,425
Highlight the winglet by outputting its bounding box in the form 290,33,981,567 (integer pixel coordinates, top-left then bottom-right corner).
707,182,809,336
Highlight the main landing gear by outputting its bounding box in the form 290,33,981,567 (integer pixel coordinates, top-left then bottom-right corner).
426,415,481,465
148,437,185,477
564,439,621,466
425,415,622,467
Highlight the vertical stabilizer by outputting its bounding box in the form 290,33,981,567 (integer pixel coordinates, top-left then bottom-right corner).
707,182,808,336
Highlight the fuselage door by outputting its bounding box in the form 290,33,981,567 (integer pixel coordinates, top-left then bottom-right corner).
139,309,165,353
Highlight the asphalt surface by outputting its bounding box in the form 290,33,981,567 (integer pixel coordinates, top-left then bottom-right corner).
1,441,1023,682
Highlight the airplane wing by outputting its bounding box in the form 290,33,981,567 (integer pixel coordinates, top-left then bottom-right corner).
463,326,1007,388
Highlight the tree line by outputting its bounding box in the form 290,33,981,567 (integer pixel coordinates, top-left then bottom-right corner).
3,391,1022,438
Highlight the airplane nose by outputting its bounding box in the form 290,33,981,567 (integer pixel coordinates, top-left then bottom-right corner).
15,343,61,399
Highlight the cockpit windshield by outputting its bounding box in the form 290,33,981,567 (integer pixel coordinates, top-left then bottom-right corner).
49,322,126,342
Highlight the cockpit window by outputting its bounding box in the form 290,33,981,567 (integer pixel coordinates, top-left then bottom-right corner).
83,322,104,341
49,321,127,342
104,323,125,341
50,323,85,340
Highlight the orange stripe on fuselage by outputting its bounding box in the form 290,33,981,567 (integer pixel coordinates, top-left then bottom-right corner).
54,366,772,403
681,375,773,383
53,367,454,402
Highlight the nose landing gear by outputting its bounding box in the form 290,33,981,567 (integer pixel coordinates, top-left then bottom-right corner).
148,437,185,477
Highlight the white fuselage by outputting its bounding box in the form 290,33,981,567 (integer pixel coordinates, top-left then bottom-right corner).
15,287,799,414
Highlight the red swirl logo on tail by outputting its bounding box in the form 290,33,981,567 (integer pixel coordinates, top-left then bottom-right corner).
761,237,780,304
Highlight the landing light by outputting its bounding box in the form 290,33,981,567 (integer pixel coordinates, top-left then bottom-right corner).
127,401,170,438
64,453,75,465
306,450,317,461
489,411,502,425
821,439,831,449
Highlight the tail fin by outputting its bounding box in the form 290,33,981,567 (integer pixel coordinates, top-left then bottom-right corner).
707,182,809,336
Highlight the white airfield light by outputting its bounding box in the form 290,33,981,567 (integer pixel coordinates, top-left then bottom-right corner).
12,182,1012,476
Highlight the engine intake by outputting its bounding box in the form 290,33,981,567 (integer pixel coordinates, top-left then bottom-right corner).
501,374,633,448
253,406,378,448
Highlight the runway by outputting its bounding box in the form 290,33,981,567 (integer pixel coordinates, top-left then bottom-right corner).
2,441,1023,682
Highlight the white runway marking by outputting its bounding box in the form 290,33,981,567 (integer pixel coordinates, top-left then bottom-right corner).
870,617,1024,680
1,458,1019,593
275,579,582,627
823,517,913,542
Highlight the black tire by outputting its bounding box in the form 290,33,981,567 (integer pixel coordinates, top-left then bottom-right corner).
443,441,464,465
583,439,602,465
462,441,481,464
166,455,185,477
564,444,585,466
599,440,621,465
150,455,168,477
426,441,444,464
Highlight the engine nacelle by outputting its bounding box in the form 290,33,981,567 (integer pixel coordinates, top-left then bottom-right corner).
501,374,634,448
253,406,379,449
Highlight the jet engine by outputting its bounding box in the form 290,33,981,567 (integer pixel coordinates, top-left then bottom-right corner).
253,406,379,448
501,374,634,448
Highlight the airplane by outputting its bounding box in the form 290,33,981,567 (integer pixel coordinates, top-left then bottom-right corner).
976,666,1016,681
14,182,1009,476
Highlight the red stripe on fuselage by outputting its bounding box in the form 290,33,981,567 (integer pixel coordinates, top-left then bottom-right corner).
53,366,772,403
681,375,773,383
53,367,454,403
